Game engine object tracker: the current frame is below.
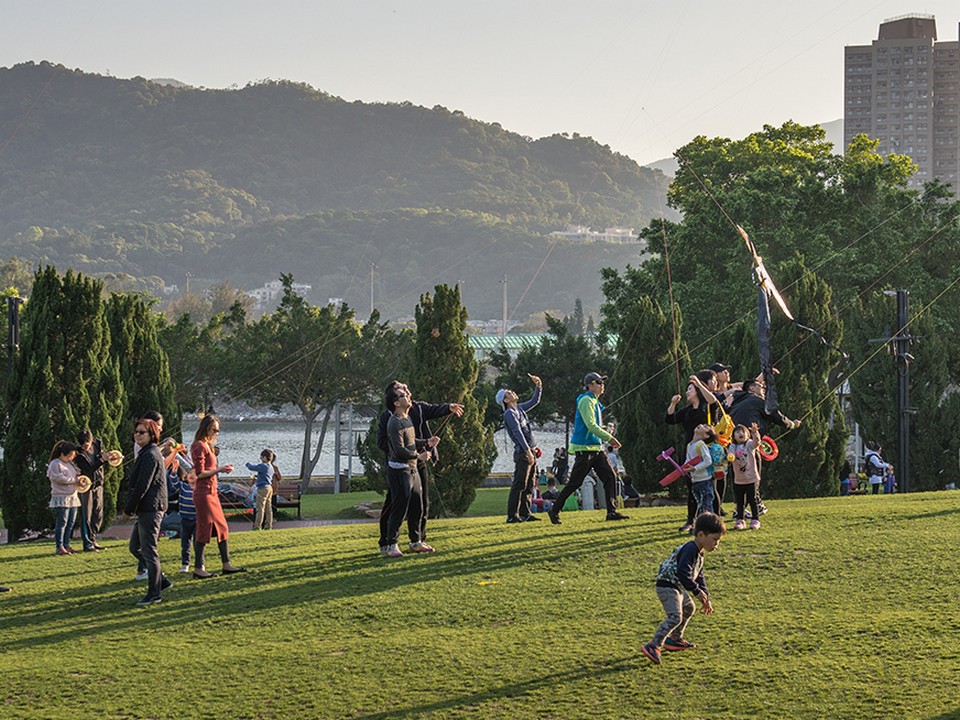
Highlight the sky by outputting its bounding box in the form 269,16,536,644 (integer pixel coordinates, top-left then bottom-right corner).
2,1,959,165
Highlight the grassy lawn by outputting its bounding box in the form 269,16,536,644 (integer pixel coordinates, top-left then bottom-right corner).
300,486,512,520
1,491,959,719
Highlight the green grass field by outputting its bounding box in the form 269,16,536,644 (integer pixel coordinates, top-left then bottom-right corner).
2,491,959,719
299,486,513,521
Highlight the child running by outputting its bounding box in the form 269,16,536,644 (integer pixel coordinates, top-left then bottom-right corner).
730,423,762,530
641,512,726,665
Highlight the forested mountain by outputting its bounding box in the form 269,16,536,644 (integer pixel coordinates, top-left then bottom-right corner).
0,61,674,318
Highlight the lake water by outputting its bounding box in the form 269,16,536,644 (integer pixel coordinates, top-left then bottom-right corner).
181,419,569,478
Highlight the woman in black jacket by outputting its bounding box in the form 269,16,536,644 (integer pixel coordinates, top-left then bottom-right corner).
123,418,170,606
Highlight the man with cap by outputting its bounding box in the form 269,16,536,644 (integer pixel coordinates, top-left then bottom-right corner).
708,362,741,407
548,372,628,524
497,373,543,523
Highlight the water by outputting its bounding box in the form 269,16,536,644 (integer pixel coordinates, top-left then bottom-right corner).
180,419,569,478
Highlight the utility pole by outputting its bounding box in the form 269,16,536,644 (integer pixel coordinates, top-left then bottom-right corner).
868,290,917,492
370,263,376,318
891,290,913,493
5,296,25,378
500,275,508,339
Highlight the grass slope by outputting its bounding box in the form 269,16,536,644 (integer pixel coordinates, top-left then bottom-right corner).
1,492,959,719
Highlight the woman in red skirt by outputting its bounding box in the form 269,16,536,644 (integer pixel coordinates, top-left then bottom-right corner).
190,414,245,579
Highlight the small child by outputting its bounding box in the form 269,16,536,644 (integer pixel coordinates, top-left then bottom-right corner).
686,424,718,520
730,423,762,530
841,471,856,496
641,512,726,665
246,449,276,530
175,468,198,573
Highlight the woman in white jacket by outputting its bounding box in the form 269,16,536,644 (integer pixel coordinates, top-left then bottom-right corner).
47,440,81,555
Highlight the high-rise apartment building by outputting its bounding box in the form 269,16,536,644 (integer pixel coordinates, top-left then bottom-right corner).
844,15,960,193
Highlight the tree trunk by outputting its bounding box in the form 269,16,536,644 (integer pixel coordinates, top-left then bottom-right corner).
299,405,333,495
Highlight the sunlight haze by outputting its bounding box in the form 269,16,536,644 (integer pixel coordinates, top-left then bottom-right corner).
3,1,959,163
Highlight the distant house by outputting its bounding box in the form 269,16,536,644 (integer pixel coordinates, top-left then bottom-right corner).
247,279,312,310
549,225,639,243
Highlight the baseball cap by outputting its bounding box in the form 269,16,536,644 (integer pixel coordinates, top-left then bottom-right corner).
708,363,731,373
495,389,507,409
583,372,607,386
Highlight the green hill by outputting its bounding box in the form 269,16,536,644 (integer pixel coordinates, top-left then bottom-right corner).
0,61,674,317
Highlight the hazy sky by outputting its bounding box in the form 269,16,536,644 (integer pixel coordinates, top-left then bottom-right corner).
2,1,959,164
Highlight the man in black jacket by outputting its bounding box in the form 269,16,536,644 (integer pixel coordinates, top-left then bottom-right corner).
728,379,800,518
728,379,800,434
124,418,171,606
75,429,107,552
376,381,463,554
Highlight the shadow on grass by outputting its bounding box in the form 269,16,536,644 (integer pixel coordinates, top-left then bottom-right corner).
349,655,639,719
0,513,679,652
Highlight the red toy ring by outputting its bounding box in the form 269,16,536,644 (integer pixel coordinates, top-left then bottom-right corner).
534,447,542,459
758,435,779,461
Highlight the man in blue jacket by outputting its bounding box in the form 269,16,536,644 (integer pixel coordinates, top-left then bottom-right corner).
548,372,628,524
497,373,542,523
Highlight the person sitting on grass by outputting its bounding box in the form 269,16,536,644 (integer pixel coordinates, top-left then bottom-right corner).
641,512,726,665
621,476,641,502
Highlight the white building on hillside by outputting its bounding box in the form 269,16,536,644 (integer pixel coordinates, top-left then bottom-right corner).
549,225,638,243
248,279,312,310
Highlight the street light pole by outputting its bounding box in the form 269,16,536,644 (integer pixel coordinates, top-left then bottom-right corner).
500,275,507,339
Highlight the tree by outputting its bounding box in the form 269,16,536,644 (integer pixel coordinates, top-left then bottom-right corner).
756,258,847,498
1,267,124,538
598,267,690,491
488,314,610,428
226,275,399,490
846,291,960,491
208,281,255,318
564,297,585,335
412,285,495,516
626,121,960,496
106,293,180,445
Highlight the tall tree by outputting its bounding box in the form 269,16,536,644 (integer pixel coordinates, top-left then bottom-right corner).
413,285,495,516
488,314,610,428
1,267,124,538
227,275,399,490
106,293,180,444
598,267,691,492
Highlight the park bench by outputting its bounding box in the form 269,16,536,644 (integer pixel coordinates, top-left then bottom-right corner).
272,481,303,519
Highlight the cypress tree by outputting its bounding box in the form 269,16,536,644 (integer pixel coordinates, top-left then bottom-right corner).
1,268,124,539
599,267,691,492
107,293,180,443
413,285,495,516
755,258,846,498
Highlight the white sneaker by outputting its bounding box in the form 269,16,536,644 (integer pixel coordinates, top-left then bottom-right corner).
135,570,148,581
384,544,404,558
180,564,190,573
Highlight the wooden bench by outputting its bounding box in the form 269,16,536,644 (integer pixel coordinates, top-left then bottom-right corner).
272,481,303,519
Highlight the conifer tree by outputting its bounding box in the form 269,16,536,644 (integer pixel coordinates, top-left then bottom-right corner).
107,294,180,443
1,268,124,538
599,267,690,492
751,258,846,498
413,285,494,516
